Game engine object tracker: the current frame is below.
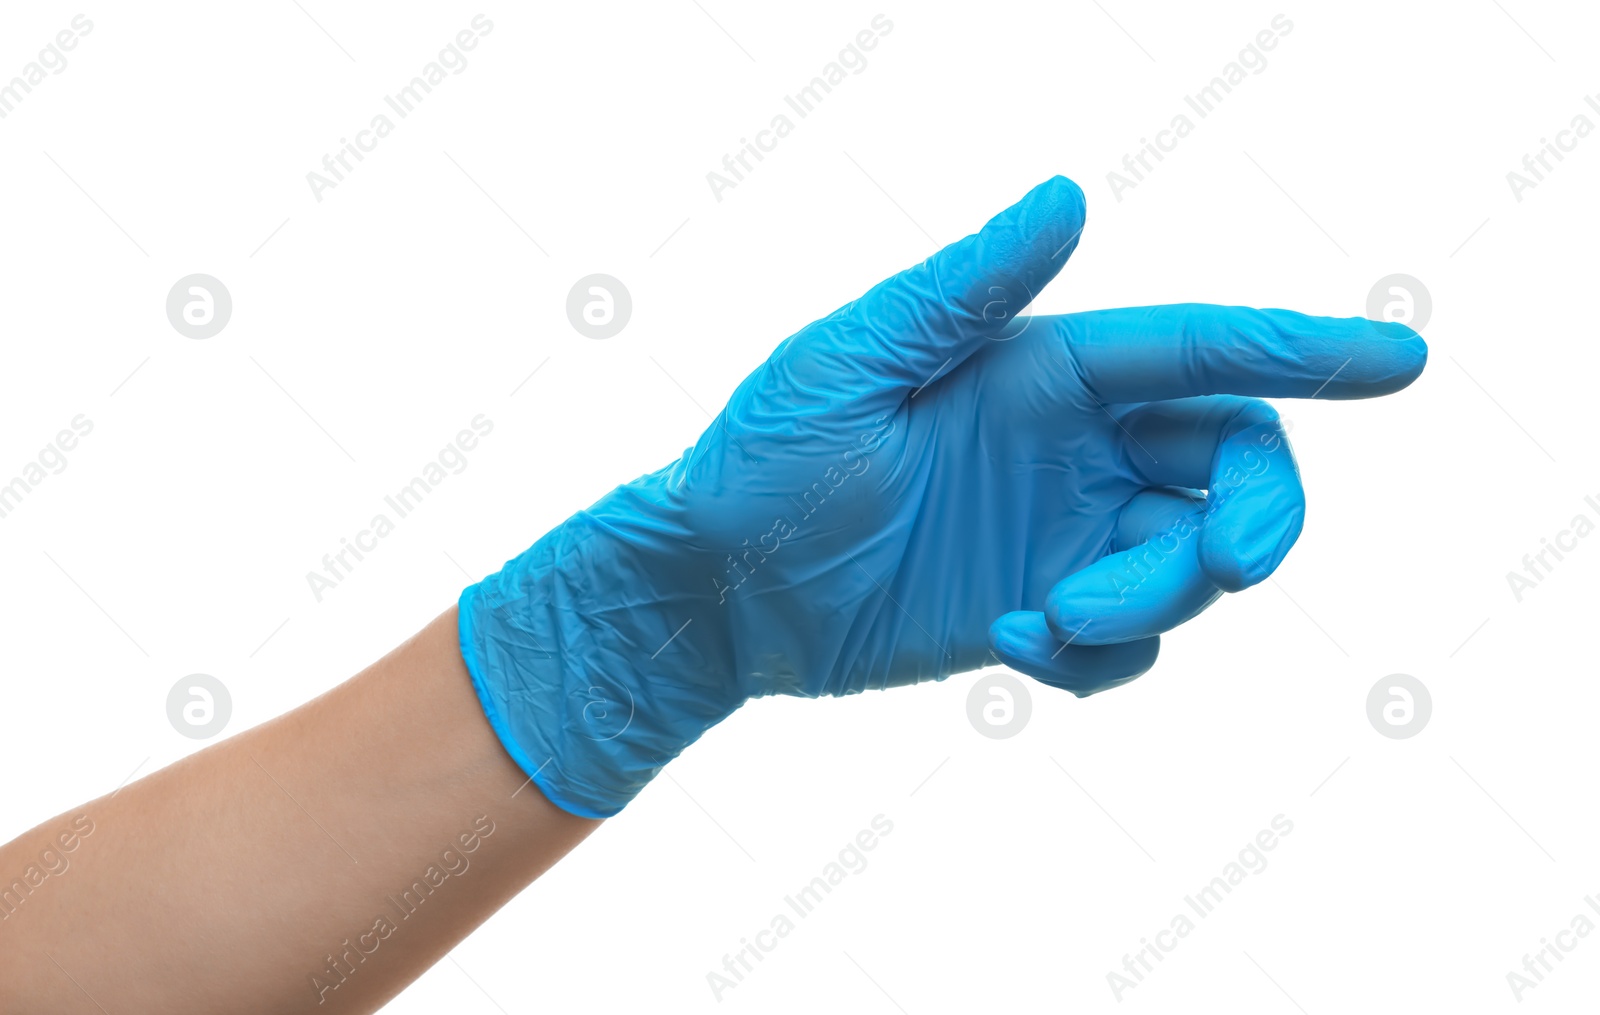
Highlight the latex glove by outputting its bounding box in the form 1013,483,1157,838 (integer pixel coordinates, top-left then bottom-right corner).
459,176,1426,818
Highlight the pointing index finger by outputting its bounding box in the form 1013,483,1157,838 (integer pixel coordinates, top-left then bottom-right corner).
1058,304,1428,403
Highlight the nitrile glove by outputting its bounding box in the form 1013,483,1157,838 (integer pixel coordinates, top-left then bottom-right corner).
458,176,1426,818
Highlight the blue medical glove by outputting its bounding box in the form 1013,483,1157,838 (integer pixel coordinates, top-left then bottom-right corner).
459,176,1427,818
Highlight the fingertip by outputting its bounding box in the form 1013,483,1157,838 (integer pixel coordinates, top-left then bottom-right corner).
1394,324,1428,386
1043,583,1100,644
989,611,1160,697
1317,316,1428,398
1197,543,1261,593
1019,175,1087,258
1368,316,1428,377
1038,174,1087,216
988,610,1034,659
1104,634,1162,689
1198,506,1303,592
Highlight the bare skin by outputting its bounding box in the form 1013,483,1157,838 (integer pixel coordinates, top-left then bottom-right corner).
0,606,600,1014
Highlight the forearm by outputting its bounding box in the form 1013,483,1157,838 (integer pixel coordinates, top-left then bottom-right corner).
0,606,600,1014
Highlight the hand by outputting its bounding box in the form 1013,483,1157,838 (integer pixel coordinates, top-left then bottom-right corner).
459,176,1427,818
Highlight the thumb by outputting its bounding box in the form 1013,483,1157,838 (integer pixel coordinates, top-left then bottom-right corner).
777,175,1087,405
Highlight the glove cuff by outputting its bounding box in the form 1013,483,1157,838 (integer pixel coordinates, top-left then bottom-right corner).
458,514,738,818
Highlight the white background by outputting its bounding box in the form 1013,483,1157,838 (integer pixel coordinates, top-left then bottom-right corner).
0,1,1595,1010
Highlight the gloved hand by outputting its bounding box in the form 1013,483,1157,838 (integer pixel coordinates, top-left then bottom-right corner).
459,176,1427,818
